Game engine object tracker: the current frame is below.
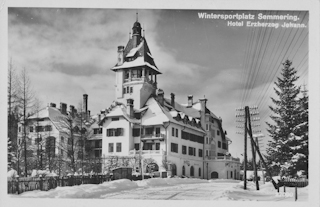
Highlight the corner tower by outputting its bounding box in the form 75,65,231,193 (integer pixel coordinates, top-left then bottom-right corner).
111,14,161,109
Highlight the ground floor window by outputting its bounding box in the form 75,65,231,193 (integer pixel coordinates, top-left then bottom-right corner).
182,166,185,176
211,171,218,179
230,171,233,178
190,166,194,176
116,143,122,152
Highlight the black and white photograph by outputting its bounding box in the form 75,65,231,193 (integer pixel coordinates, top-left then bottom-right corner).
1,0,319,206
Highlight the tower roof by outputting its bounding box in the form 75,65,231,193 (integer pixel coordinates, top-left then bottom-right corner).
111,37,161,74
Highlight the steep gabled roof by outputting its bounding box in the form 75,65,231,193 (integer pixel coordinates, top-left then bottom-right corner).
142,97,205,133
111,38,161,74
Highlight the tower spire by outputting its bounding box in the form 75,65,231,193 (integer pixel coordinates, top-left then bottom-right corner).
136,12,138,22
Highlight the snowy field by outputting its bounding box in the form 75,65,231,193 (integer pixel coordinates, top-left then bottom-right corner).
9,178,308,201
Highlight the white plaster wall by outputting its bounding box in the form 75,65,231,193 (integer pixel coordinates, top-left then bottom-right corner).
102,117,131,157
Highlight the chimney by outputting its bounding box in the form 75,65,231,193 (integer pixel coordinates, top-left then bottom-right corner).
117,46,124,65
170,93,175,108
88,110,91,119
126,99,134,118
188,95,193,107
157,89,164,106
98,114,101,122
83,94,88,113
69,105,75,117
60,102,67,115
50,103,56,108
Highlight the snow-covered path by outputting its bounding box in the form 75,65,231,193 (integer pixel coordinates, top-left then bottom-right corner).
10,178,308,201
105,181,237,200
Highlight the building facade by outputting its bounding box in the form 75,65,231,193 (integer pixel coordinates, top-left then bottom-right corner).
98,17,240,179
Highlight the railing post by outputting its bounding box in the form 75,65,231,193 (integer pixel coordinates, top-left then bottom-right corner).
39,175,43,191
16,176,20,194
295,183,298,201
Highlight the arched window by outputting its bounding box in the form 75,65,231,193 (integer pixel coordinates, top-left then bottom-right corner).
190,166,194,176
199,168,201,177
182,166,185,176
211,171,219,179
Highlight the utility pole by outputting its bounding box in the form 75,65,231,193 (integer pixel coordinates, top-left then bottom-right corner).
246,106,259,190
236,105,260,190
254,133,265,184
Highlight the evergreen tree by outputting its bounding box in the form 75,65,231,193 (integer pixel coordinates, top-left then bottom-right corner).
288,87,308,177
266,60,302,176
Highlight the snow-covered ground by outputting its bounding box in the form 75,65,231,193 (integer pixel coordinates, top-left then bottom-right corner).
9,178,308,201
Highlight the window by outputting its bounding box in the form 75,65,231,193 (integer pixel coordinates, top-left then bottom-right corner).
109,143,114,152
218,141,221,148
29,126,34,133
217,130,220,136
176,129,178,137
182,166,185,176
127,86,130,93
130,87,133,93
134,143,140,150
212,129,215,137
222,142,227,150
172,127,175,136
156,143,160,150
155,127,160,136
36,126,44,132
188,147,193,156
112,117,119,121
206,137,208,144
116,143,122,152
19,127,21,132
230,171,233,178
199,149,203,157
45,125,52,131
133,128,140,137
206,150,209,157
171,143,178,153
190,166,194,176
145,127,154,135
94,128,102,134
60,136,64,144
95,140,102,148
107,128,124,136
181,131,204,144
182,145,187,154
125,71,129,79
95,150,101,158
206,124,209,131
199,168,201,177
123,87,126,94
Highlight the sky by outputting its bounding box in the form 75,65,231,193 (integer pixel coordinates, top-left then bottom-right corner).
8,8,309,160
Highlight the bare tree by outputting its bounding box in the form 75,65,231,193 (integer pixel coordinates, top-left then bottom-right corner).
16,68,35,176
7,59,19,169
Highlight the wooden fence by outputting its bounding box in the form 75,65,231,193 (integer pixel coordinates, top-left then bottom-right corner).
8,175,111,195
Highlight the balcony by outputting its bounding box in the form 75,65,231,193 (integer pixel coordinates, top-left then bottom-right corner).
141,133,166,141
206,156,240,162
129,149,164,155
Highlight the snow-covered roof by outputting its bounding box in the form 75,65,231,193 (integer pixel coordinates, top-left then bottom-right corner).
142,98,205,133
111,38,161,74
111,56,159,73
126,41,143,57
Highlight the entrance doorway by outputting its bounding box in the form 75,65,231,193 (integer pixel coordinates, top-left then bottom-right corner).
211,171,219,179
